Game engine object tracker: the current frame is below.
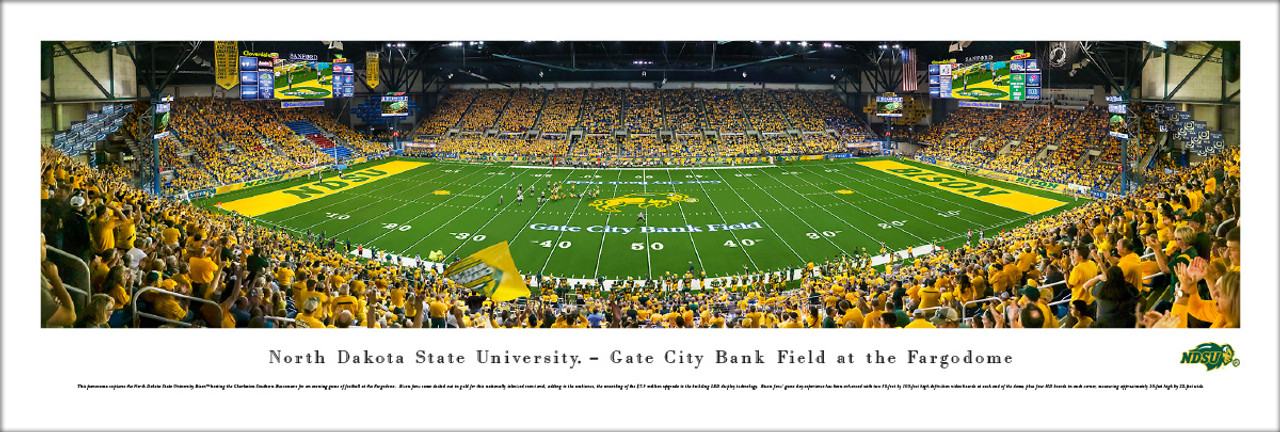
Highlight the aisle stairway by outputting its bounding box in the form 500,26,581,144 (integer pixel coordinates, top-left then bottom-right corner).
284,121,354,160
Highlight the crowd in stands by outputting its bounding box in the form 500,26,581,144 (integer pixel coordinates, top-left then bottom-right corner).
740,89,790,133
533,89,583,134
804,134,844,154
105,97,391,194
623,89,663,134
701,89,750,132
494,89,543,133
570,135,617,158
665,89,706,134
411,88,874,151
39,137,1240,328
759,134,805,155
457,89,509,131
917,105,1131,192
580,88,624,134
668,136,703,158
415,90,476,135
618,135,665,158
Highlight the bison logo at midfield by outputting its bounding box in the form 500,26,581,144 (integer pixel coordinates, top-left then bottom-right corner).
589,192,698,213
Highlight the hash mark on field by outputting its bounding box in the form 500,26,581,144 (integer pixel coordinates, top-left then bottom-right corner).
275,166,453,226
391,165,523,253
803,164,982,236
731,167,849,257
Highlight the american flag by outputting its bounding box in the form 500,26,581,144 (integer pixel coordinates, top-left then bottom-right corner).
901,48,918,92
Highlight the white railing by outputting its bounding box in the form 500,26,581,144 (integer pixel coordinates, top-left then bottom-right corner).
130,287,223,328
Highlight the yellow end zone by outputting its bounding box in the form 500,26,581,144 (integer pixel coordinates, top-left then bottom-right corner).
856,160,1065,214
220,160,429,217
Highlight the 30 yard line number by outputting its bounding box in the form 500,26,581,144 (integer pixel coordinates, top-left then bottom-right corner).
805,231,841,239
324,212,350,220
382,223,412,231
452,232,487,242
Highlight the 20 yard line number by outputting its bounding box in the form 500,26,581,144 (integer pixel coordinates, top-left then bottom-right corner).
877,220,908,229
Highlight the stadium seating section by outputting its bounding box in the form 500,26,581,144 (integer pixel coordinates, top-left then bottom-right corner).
111,98,389,195
38,139,1241,328
916,104,1165,193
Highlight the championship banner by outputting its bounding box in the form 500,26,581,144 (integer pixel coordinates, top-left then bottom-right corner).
366,51,380,90
214,41,238,90
444,242,531,301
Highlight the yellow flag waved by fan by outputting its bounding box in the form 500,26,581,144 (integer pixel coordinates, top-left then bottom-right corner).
443,242,530,301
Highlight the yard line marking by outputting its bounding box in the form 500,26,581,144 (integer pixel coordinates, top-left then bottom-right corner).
506,169,586,251
806,163,992,229
395,164,528,253
684,171,763,272
753,167,888,247
665,169,704,276
292,170,463,231
509,165,775,170
641,168,652,279
270,165,451,225
855,159,1066,214
704,169,804,263
826,161,1004,220
793,164,957,242
221,160,429,217
324,164,502,239
727,167,849,257
439,168,554,260
338,164,512,247
539,169,601,275
592,170,626,279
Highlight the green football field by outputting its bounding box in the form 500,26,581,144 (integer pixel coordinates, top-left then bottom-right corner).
201,157,1086,280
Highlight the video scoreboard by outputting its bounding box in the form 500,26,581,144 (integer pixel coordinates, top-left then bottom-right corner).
239,51,353,100
929,54,1040,101
381,94,410,117
874,96,904,117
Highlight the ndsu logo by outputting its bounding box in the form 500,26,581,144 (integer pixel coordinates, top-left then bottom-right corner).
1180,343,1240,371
589,192,697,213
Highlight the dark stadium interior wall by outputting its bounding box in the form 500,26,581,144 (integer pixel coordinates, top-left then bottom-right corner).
1140,43,1239,102
43,44,137,101
1220,105,1239,146
1139,42,1241,147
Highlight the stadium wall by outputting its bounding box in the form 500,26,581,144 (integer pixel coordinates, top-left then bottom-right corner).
43,43,137,101
1141,42,1239,102
1139,42,1240,146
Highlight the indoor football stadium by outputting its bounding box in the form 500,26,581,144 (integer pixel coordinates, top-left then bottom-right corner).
40,40,1241,329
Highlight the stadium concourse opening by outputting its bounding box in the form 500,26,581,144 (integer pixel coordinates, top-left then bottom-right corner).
40,40,1241,329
